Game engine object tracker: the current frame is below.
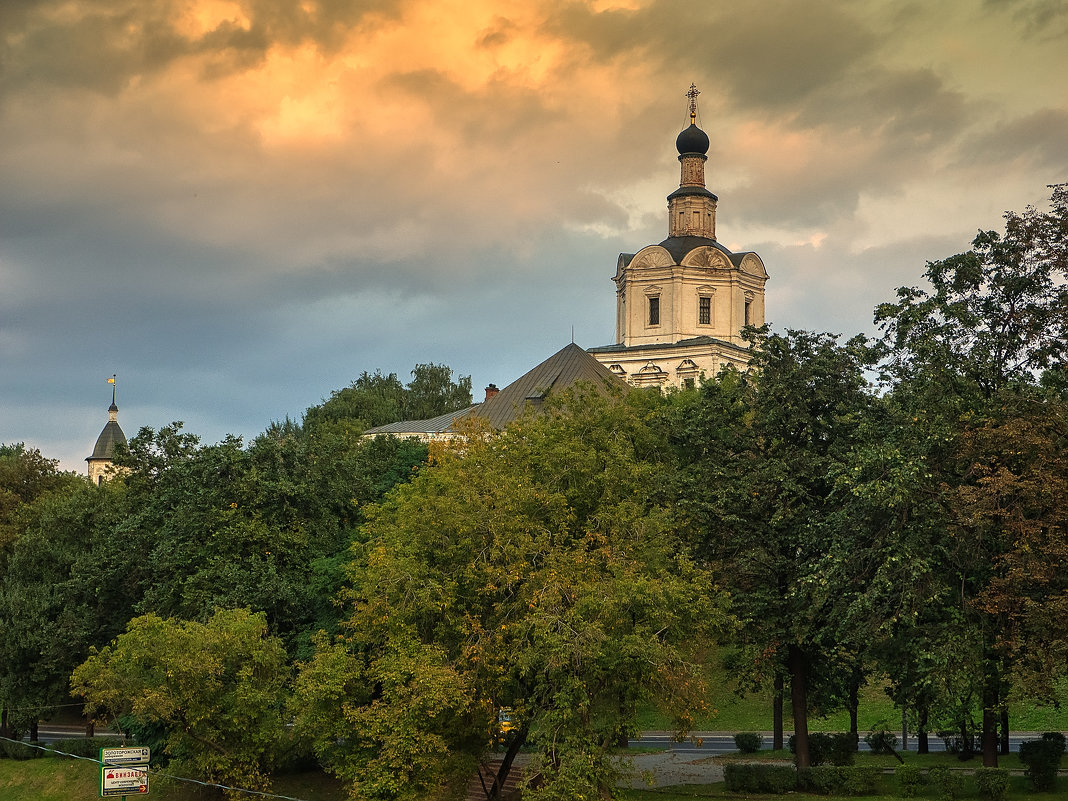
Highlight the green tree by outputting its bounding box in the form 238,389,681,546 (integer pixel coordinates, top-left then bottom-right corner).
0,442,77,559
71,609,290,797
871,185,1068,766
876,183,1068,398
0,479,126,740
295,387,723,801
0,443,84,738
303,362,473,433
668,330,879,769
107,421,428,658
402,363,473,421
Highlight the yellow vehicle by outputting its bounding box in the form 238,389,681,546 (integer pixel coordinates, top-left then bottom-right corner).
495,707,518,744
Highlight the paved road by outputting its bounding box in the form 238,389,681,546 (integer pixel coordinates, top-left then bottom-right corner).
630,731,1040,755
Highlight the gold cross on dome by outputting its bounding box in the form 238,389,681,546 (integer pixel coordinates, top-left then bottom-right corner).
686,83,700,124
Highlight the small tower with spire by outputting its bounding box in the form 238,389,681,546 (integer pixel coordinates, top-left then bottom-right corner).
86,377,128,485
589,85,769,388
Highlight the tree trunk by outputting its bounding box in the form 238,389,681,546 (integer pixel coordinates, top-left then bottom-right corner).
489,726,527,801
0,708,9,739
29,720,38,742
773,673,784,751
848,671,860,750
788,645,810,769
982,704,998,767
999,704,1009,755
981,673,998,767
901,707,908,751
85,719,95,738
917,705,929,755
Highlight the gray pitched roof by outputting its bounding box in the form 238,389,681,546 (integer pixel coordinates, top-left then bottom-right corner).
476,342,625,428
87,420,127,461
361,406,479,436
363,343,628,437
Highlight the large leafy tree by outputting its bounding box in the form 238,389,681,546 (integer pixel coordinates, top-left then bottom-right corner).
0,481,118,739
107,420,428,658
303,362,473,432
295,388,723,801
876,184,1068,398
72,609,290,797
0,443,84,737
668,330,879,768
0,442,78,559
872,185,1068,766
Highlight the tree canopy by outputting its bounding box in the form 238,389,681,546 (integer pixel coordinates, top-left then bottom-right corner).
295,388,725,801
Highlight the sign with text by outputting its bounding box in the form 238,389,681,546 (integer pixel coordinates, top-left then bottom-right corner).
100,746,151,766
100,765,149,796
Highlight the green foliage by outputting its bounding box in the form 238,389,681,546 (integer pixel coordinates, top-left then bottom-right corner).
733,732,762,753
303,363,472,432
1041,730,1066,752
668,330,882,767
295,388,725,801
1019,736,1064,791
864,728,898,754
0,478,125,732
895,763,925,797
71,609,291,796
723,762,796,794
788,732,855,766
0,442,79,559
876,183,1068,398
0,738,40,760
46,736,124,759
975,767,1010,801
798,765,879,796
927,766,966,800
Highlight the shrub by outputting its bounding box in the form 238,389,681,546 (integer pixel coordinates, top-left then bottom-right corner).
724,763,796,794
1019,736,1064,791
865,728,898,754
928,766,965,801
1041,731,1066,753
841,766,880,796
47,737,126,759
975,767,1010,801
798,766,842,794
733,732,763,753
0,739,42,760
789,732,854,766
895,763,925,798
798,766,879,796
937,729,978,756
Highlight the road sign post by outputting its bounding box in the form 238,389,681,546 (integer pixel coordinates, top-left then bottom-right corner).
100,746,151,798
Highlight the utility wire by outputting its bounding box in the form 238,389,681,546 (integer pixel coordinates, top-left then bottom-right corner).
0,735,315,801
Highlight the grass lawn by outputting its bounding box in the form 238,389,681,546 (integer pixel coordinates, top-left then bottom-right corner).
4,750,1064,801
0,756,347,801
619,772,1045,801
635,664,1068,735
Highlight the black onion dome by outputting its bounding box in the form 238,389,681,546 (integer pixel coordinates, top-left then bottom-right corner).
676,123,709,155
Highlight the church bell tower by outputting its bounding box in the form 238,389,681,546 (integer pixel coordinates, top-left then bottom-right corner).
589,85,769,388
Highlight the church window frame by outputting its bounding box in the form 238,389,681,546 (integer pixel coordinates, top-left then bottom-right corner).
648,295,660,326
699,295,711,325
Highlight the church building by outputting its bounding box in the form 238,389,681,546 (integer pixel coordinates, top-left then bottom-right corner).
589,86,768,388
86,381,127,484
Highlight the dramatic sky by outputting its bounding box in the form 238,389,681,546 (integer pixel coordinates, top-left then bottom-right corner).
2,0,1066,472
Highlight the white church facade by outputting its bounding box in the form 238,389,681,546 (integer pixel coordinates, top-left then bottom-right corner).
589,86,768,388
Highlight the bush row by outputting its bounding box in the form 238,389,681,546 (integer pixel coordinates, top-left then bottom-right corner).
724,763,882,795
788,731,858,766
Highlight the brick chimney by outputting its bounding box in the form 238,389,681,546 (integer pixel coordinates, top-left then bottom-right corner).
484,384,499,401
